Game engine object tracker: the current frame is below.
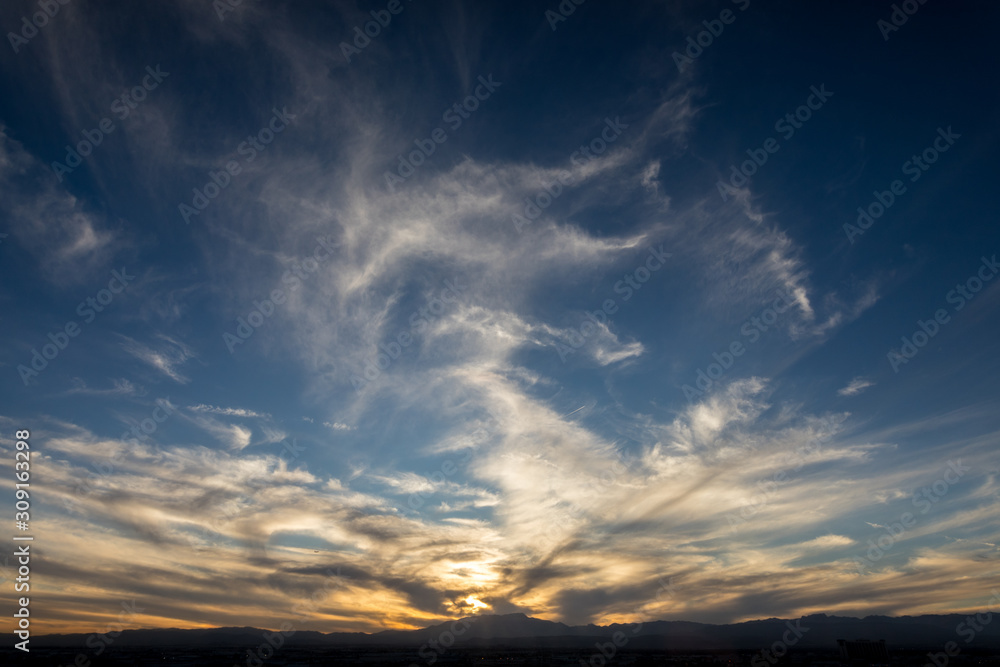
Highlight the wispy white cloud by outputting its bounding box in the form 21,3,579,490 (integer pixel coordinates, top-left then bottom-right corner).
64,377,143,397
120,334,195,384
191,416,253,450
839,377,875,396
5,370,999,631
190,404,271,419
0,127,117,284
324,421,355,431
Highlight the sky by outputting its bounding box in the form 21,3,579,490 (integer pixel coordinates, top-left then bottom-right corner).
0,0,998,636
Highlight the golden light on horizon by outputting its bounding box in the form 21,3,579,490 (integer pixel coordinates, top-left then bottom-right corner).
465,596,490,611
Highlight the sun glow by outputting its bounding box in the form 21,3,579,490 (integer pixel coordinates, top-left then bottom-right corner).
464,596,489,611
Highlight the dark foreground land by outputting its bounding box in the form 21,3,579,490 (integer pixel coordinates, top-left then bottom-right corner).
2,647,999,667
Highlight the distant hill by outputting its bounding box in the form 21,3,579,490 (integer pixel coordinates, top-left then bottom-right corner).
8,612,1000,650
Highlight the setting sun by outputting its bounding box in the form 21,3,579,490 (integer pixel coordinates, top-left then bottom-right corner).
464,596,490,612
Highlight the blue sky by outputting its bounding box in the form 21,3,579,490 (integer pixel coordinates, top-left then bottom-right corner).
1,0,998,634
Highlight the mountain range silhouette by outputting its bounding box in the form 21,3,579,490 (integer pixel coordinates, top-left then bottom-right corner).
9,612,1000,649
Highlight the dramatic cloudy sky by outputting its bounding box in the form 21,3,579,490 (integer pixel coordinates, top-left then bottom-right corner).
1,0,998,635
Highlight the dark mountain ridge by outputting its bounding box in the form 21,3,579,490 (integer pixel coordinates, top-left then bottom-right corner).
9,611,999,650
